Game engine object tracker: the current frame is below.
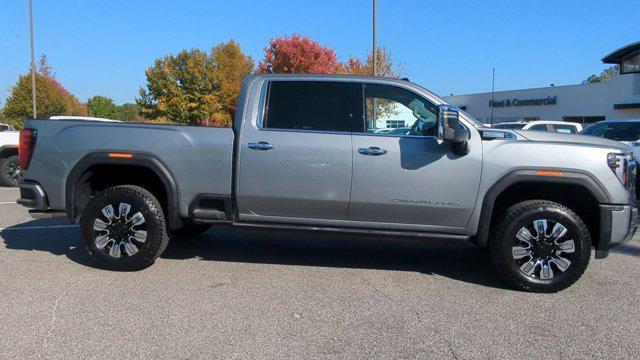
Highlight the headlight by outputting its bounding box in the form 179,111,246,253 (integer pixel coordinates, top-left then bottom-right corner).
607,153,637,189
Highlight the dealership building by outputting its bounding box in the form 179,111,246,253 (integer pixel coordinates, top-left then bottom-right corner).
444,42,640,125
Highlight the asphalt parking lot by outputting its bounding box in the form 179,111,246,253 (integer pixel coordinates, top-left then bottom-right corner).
1,187,639,359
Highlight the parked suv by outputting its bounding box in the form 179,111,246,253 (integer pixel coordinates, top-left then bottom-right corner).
17,74,638,292
581,118,640,158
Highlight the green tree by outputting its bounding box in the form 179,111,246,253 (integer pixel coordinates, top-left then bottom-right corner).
116,103,142,122
138,41,253,126
87,95,118,118
210,40,254,126
584,65,619,83
4,55,87,128
137,48,217,125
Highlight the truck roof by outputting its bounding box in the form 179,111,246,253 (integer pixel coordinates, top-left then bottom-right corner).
245,73,413,82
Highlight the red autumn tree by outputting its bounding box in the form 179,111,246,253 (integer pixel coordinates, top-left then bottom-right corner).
257,35,342,74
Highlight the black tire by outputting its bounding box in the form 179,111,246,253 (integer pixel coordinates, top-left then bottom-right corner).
80,185,170,271
0,155,21,187
170,222,212,238
489,200,591,293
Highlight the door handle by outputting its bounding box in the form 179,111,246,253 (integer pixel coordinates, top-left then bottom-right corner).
247,142,274,151
358,147,387,156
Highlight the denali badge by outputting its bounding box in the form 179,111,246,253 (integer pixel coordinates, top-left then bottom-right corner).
391,199,461,207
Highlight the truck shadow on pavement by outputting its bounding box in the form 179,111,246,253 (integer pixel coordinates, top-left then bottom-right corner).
2,220,512,289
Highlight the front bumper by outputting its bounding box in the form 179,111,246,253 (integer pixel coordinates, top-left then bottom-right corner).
596,204,639,259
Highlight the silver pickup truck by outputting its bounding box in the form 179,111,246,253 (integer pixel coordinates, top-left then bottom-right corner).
17,74,639,292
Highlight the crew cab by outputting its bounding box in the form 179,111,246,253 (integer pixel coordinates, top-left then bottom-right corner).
17,74,639,292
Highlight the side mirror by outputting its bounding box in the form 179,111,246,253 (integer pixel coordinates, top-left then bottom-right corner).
437,105,470,155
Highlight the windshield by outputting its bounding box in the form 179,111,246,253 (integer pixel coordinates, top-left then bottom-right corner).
493,123,526,130
581,122,640,141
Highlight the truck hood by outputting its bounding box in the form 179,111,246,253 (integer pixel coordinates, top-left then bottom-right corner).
514,130,631,153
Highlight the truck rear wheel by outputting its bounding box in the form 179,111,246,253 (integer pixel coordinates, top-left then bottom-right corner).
0,155,21,187
489,200,591,293
80,185,170,271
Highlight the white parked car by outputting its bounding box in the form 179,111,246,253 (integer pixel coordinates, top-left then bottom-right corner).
580,119,640,159
492,120,583,133
0,128,20,187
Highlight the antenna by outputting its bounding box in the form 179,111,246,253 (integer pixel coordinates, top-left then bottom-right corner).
489,67,495,126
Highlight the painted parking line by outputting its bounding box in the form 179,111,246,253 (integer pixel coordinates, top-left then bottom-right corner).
0,201,17,205
0,224,79,231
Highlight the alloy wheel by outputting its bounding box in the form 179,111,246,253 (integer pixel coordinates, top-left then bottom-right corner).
93,203,147,258
512,219,576,280
5,161,21,186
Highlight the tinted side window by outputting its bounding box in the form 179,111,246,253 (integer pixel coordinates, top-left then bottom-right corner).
602,123,640,141
493,123,525,129
528,124,548,131
263,81,352,132
581,123,607,137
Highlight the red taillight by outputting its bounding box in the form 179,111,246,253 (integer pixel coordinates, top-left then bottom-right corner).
19,129,36,170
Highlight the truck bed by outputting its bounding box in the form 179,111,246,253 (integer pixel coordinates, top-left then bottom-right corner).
22,119,234,218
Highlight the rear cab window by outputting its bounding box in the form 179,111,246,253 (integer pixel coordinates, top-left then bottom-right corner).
262,81,353,132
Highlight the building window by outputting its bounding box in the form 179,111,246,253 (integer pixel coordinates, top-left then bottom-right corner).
622,51,640,74
492,117,520,123
385,120,406,129
563,116,605,124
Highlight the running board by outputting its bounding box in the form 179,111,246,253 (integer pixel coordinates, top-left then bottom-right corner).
232,222,469,245
192,209,227,221
189,194,234,222
28,210,67,219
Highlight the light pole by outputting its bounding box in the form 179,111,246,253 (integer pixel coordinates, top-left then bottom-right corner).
29,0,37,118
372,0,377,77
489,67,495,126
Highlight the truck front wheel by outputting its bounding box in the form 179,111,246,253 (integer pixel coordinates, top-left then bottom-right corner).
489,200,591,293
80,185,170,271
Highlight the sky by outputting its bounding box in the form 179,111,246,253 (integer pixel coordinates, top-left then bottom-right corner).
1,0,639,106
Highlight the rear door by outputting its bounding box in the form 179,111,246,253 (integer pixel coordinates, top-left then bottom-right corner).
237,80,356,221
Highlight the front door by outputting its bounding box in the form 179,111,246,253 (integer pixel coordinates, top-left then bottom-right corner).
237,80,355,221
347,82,482,230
